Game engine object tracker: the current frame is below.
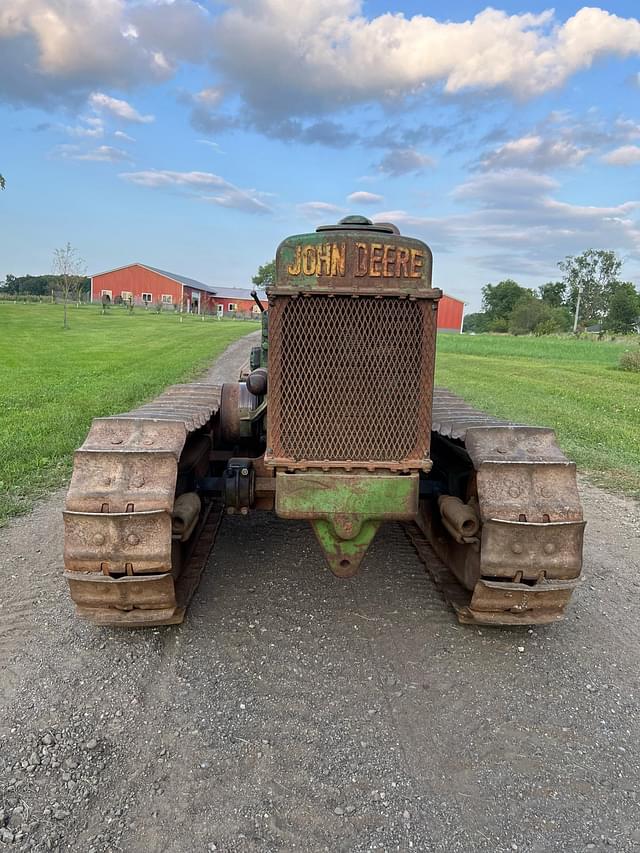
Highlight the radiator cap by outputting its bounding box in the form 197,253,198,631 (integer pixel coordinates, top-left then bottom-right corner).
317,215,398,234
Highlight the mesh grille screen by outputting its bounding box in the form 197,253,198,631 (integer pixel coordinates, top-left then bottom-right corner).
268,296,435,464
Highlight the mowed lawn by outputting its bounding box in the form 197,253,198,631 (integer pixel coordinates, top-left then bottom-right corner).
1,306,638,526
0,303,258,524
436,334,640,498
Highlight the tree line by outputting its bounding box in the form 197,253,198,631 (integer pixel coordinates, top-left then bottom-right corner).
0,273,91,298
464,249,640,335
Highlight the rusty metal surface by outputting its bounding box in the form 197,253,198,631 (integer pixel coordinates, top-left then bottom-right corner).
475,461,582,523
469,577,578,617
63,383,223,625
267,296,436,468
65,500,224,627
63,509,173,573
273,220,438,297
480,518,585,579
408,387,586,625
404,522,578,625
66,450,178,513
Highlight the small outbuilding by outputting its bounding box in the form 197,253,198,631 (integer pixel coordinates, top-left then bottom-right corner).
438,294,465,333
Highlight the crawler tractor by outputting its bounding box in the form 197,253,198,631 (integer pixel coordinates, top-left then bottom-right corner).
63,216,585,626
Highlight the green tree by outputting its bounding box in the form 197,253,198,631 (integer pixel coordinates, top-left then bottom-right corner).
0,273,90,297
538,281,566,308
481,279,531,330
0,174,5,190
604,282,640,334
558,249,623,328
52,243,86,329
508,295,573,336
252,259,275,290
462,312,491,333
508,294,549,335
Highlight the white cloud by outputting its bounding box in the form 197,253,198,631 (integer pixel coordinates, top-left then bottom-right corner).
297,201,345,221
602,145,640,166
120,169,272,214
347,191,383,205
376,169,640,275
89,92,154,123
2,1,640,131
114,130,135,143
480,133,589,171
0,0,212,106
197,139,224,152
214,3,640,120
65,116,104,138
55,144,131,162
377,148,434,176
194,87,224,107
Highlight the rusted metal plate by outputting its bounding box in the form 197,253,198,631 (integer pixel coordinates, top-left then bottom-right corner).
267,296,436,468
469,577,578,614
404,522,578,625
476,461,582,523
82,418,187,456
63,509,172,573
464,426,570,466
480,518,585,580
65,450,177,513
64,571,176,611
420,387,585,624
123,409,207,429
65,502,224,627
273,220,437,297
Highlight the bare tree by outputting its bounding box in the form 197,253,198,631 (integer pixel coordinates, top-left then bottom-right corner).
52,243,86,330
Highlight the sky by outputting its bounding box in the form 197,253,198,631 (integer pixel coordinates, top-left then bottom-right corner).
1,1,639,310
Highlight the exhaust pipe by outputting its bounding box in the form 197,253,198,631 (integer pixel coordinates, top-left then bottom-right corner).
438,495,480,543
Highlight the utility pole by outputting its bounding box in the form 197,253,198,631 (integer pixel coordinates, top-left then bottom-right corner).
572,285,583,334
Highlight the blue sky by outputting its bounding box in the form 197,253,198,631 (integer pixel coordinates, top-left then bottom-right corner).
1,1,639,309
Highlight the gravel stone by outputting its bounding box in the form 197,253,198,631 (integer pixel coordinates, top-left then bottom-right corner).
1,335,639,852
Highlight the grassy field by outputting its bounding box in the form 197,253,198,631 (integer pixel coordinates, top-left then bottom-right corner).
1,305,638,526
435,334,640,498
0,303,258,524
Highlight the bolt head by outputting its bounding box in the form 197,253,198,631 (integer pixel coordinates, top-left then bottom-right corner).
543,542,555,555
512,543,523,554
127,534,140,546
93,533,105,546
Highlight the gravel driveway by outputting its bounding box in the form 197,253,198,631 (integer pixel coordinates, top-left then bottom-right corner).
1,334,639,853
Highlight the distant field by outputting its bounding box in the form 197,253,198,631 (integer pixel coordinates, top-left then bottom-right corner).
1,305,638,526
0,303,258,524
435,334,640,498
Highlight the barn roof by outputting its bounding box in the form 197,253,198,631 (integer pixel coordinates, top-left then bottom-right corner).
143,265,217,294
441,292,465,305
214,286,255,300
91,262,217,294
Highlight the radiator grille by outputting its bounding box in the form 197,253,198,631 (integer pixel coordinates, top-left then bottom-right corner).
268,295,436,465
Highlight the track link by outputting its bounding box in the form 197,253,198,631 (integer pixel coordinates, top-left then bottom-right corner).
408,388,585,625
63,384,223,627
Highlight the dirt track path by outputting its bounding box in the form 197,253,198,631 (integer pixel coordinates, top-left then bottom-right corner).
1,335,639,853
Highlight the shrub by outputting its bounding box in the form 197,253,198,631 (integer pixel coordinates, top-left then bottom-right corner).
619,350,640,372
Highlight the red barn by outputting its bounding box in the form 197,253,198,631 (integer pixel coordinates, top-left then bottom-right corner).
211,287,259,317
438,294,465,333
90,263,257,316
